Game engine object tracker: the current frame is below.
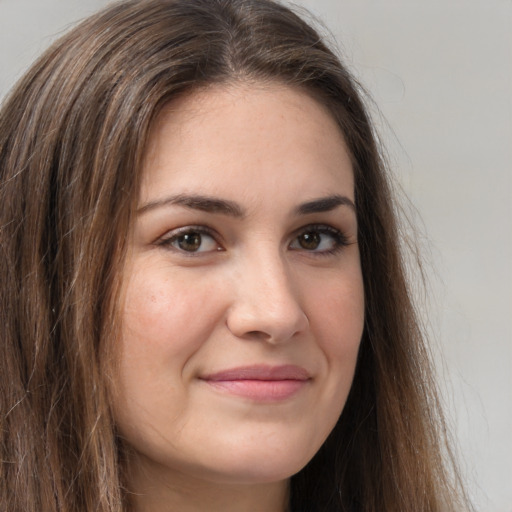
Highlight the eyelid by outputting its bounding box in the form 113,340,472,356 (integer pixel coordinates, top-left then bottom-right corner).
289,223,350,253
153,222,351,256
156,225,223,253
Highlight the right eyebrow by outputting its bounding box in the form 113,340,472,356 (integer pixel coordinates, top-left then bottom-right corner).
137,194,246,218
295,194,356,215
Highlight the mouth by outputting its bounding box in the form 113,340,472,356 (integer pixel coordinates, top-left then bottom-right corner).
200,365,311,402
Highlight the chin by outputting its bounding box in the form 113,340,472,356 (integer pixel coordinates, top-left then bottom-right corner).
196,442,316,486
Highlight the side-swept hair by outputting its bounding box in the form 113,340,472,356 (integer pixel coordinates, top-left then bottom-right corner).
0,1,468,510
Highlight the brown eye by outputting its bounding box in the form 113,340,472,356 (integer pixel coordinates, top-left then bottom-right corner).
159,227,220,253
289,225,348,254
176,232,202,252
297,232,321,250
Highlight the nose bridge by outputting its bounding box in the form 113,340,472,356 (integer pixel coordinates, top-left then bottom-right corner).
250,248,295,309
226,243,308,342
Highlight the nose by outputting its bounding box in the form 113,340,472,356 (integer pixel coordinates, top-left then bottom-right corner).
226,253,309,344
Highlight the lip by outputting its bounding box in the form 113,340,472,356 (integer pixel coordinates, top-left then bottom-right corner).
200,365,311,402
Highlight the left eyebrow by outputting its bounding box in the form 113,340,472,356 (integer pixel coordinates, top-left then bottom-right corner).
295,194,356,215
137,193,246,218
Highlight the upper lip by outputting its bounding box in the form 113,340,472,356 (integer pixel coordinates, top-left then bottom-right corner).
201,364,311,381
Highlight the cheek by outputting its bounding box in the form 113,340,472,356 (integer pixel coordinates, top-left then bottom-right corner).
308,270,365,353
307,270,364,402
295,271,364,453
114,264,228,440
121,264,225,357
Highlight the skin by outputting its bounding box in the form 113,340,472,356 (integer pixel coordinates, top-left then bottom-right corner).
114,83,365,512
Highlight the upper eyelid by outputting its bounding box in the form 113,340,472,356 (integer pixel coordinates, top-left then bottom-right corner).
295,223,338,232
158,224,218,241
152,227,224,260
291,223,346,238
155,225,223,251
154,222,350,248
158,222,342,236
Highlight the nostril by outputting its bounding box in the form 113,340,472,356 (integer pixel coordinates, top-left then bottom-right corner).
225,287,309,343
246,330,270,340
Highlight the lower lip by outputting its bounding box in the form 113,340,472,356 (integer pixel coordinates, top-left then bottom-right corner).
204,379,307,402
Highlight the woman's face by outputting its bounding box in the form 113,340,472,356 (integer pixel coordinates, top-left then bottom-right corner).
115,84,364,490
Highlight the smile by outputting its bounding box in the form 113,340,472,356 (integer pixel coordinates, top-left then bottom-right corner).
200,365,311,402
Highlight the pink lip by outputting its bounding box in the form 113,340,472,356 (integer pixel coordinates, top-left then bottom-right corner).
200,365,311,402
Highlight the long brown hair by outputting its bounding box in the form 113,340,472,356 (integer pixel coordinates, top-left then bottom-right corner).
0,0,469,510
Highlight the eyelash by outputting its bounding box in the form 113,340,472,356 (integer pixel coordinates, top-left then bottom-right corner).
290,224,350,256
156,225,221,254
156,224,350,256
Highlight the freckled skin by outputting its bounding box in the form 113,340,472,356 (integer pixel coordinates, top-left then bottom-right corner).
114,84,365,512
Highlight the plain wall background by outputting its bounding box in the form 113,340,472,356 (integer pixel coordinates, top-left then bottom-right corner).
1,1,510,510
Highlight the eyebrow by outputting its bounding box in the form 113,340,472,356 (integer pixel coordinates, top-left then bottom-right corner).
294,194,356,215
137,193,355,217
137,194,246,218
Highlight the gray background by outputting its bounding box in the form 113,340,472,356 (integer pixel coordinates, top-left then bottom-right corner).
1,1,510,510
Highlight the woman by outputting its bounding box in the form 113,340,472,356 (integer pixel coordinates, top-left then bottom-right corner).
0,0,469,511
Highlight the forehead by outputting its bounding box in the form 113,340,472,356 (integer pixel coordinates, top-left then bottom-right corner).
141,83,354,206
